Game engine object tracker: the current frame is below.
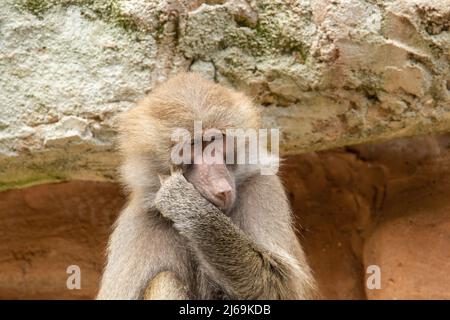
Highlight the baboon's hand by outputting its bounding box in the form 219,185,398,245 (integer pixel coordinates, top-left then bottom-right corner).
154,171,217,222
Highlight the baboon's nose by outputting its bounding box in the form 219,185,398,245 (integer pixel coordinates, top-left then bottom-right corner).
212,179,233,208
216,189,232,207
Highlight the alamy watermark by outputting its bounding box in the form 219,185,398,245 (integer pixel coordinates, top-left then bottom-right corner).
366,265,381,290
170,121,280,175
66,265,81,290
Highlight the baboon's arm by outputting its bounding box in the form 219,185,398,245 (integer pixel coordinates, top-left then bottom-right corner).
154,172,313,300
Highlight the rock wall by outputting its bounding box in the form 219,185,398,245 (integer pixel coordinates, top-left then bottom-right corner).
1,133,449,299
1,0,449,189
285,133,450,299
1,0,449,299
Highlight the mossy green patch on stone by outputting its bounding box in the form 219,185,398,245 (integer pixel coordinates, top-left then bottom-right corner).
17,0,52,16
17,0,142,32
181,0,312,61
0,172,67,191
0,122,9,131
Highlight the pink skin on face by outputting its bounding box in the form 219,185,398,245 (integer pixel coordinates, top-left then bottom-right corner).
183,139,237,213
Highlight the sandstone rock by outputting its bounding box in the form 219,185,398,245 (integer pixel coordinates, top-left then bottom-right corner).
364,209,450,299
0,133,449,299
282,133,450,299
0,181,124,299
359,135,450,299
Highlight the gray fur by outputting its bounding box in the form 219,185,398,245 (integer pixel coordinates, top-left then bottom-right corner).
97,169,315,299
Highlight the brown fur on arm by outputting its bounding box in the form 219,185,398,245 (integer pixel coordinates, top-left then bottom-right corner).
154,172,311,300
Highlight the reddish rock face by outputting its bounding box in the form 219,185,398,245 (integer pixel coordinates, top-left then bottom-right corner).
0,134,449,299
364,209,450,300
0,181,125,299
282,134,450,299
281,152,383,300
361,137,450,299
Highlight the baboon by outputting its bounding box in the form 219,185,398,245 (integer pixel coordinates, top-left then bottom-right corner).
97,73,315,300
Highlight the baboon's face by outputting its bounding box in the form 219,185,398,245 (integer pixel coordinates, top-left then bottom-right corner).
183,135,237,214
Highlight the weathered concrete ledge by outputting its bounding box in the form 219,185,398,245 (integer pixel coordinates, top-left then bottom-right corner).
1,0,449,189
